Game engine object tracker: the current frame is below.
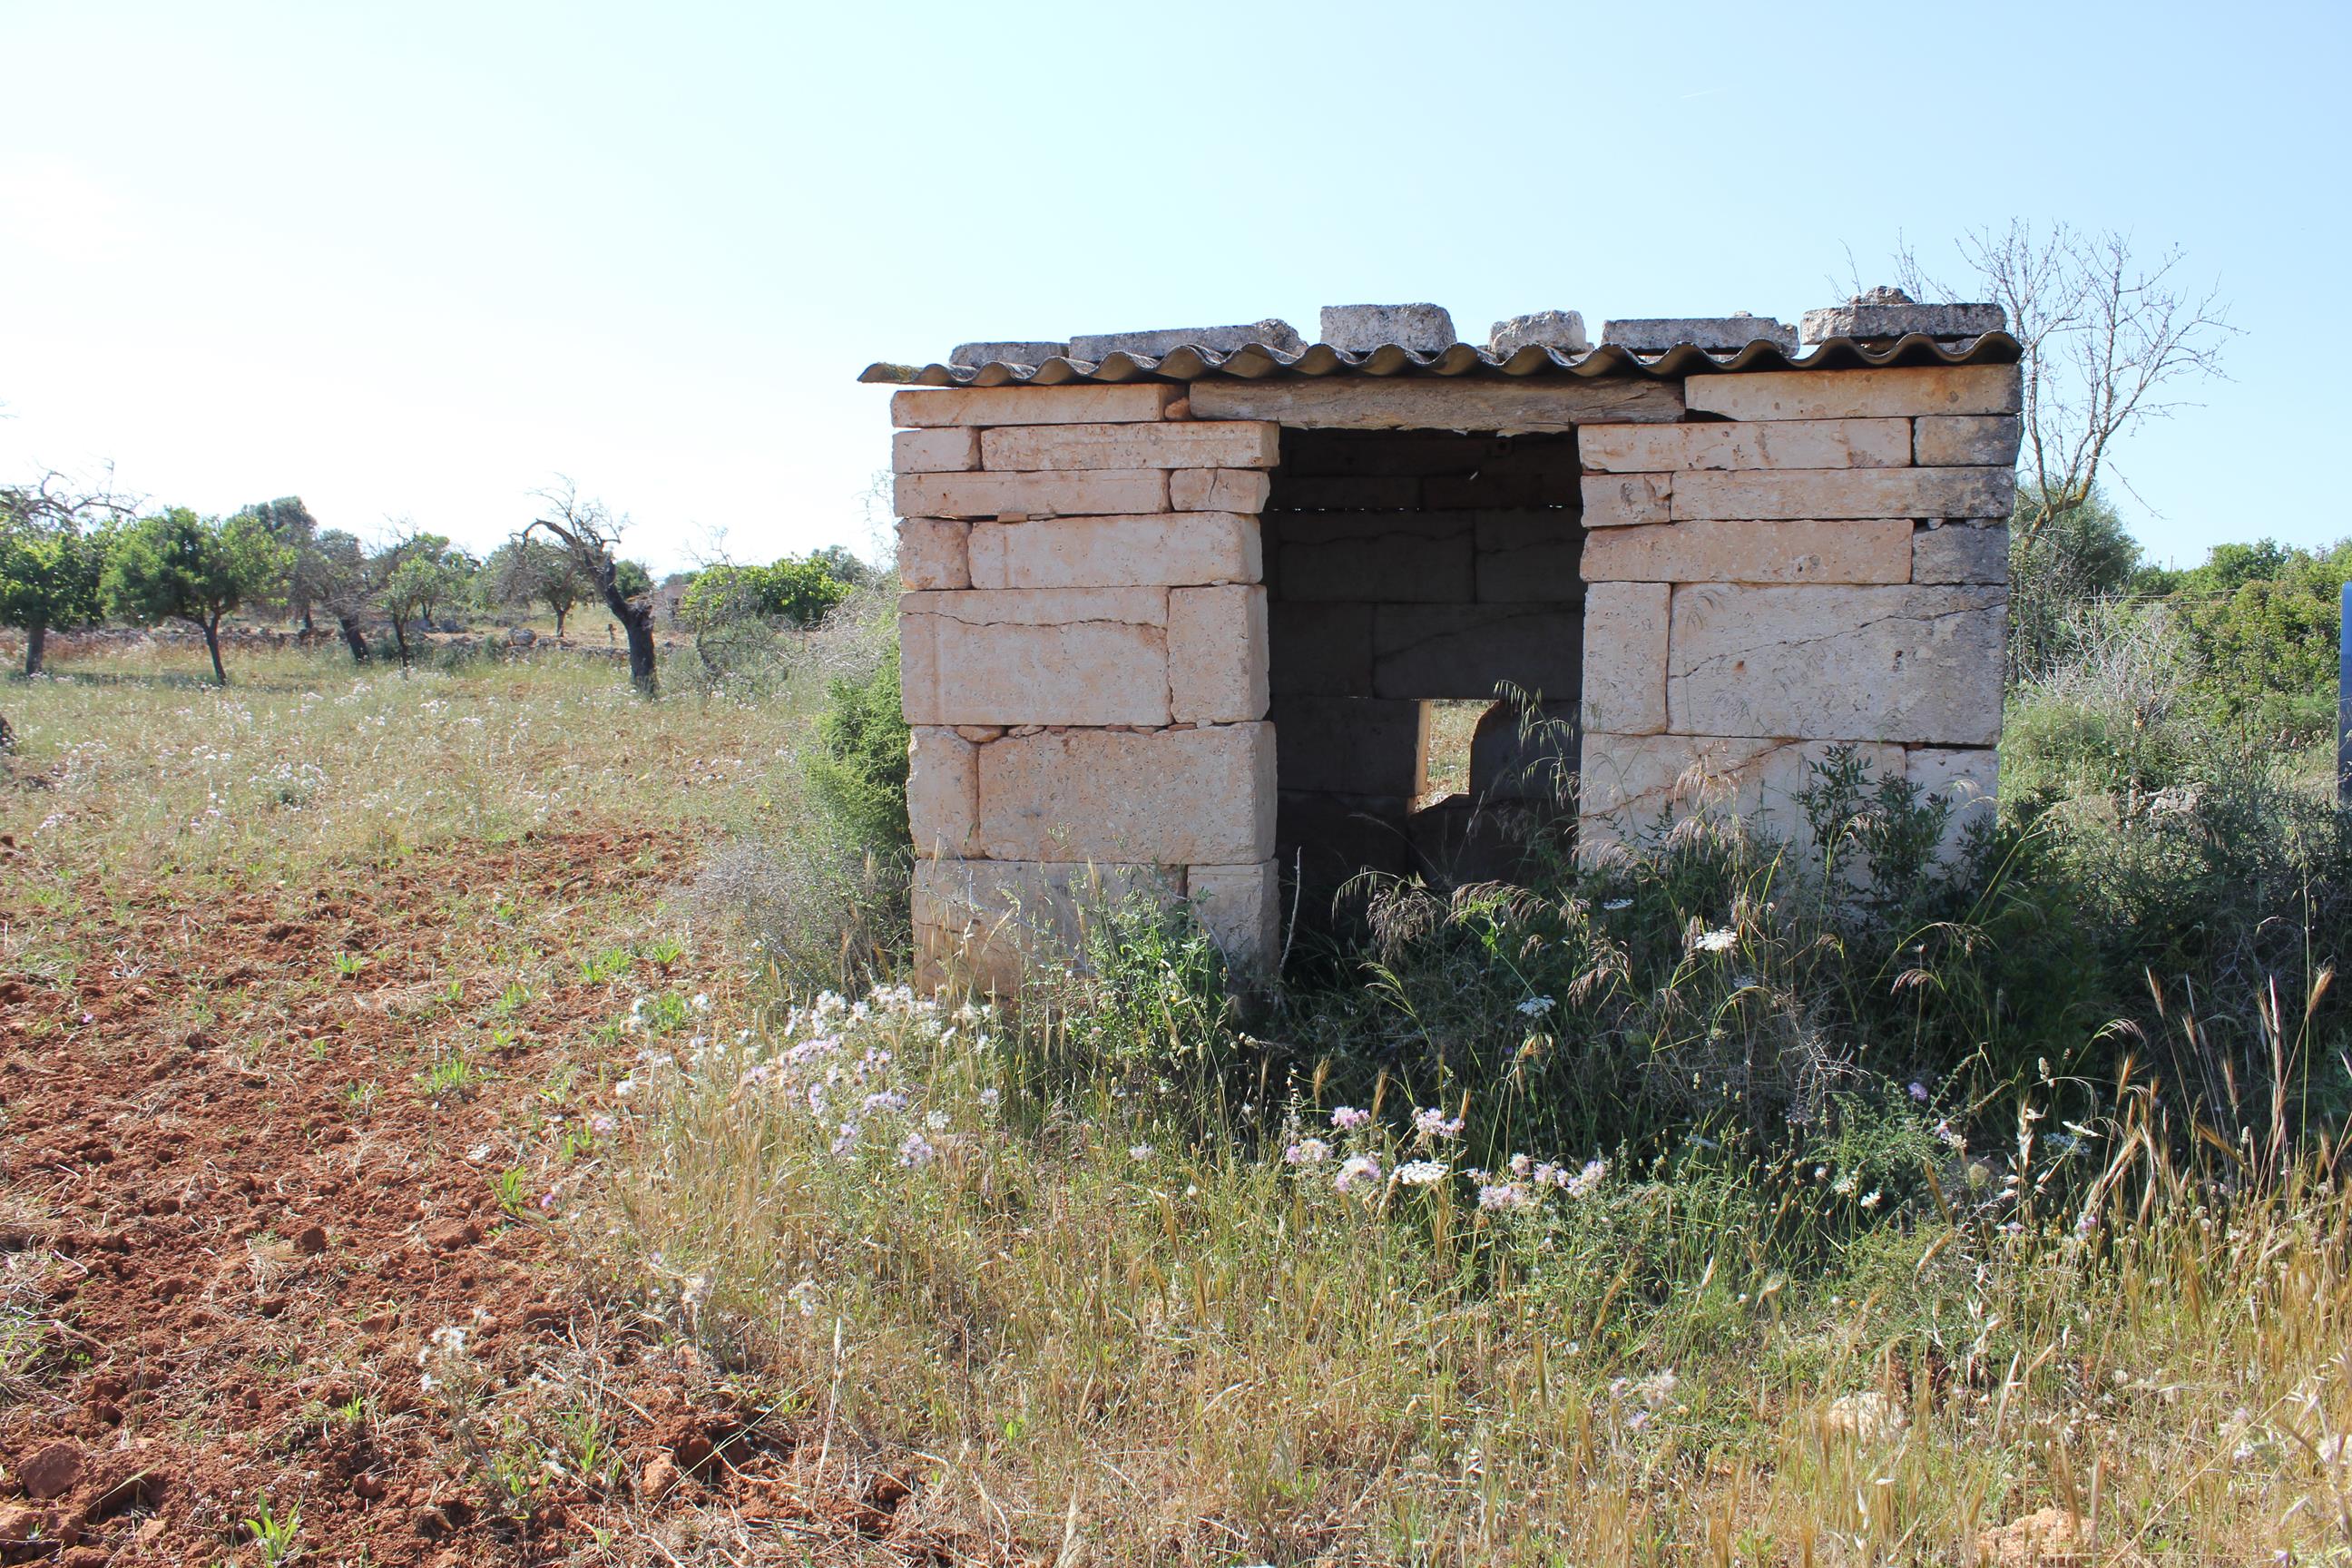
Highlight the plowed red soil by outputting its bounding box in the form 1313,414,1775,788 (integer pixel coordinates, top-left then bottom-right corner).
0,828,960,1565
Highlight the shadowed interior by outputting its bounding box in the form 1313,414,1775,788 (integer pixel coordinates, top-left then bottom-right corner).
1260,426,1586,927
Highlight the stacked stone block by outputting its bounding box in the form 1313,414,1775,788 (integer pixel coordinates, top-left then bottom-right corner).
891,382,1279,991
889,347,2019,991
1573,363,2018,852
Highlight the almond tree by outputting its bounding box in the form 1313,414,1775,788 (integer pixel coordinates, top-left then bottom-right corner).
481,536,593,637
369,531,467,669
523,480,657,693
1895,221,2234,543
312,528,375,662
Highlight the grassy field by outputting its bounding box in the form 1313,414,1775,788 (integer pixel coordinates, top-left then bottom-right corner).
4,636,2350,1565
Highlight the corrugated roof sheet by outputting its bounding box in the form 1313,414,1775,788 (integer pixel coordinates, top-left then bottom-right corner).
858,331,2021,387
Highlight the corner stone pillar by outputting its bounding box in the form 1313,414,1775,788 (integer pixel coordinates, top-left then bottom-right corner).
888,381,1279,991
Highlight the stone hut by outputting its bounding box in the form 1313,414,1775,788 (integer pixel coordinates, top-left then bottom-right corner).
863,294,2016,992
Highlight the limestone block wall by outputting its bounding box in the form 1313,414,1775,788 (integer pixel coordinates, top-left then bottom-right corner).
1573,363,2019,853
889,357,2018,992
890,382,1281,991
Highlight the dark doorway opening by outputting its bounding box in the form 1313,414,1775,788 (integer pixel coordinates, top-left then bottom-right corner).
1261,426,1586,931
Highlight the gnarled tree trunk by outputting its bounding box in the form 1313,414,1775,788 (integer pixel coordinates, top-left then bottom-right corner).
336,613,370,662
23,617,45,677
602,581,656,694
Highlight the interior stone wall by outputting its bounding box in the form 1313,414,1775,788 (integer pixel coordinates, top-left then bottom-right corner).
1260,429,1584,914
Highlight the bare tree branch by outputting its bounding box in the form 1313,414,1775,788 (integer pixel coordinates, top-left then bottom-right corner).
523,477,658,694
1899,221,2235,541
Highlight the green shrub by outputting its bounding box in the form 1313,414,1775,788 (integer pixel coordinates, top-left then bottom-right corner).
805,642,910,859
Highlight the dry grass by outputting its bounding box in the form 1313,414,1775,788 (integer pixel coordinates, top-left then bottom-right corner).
612,982,2352,1566
1,642,778,887
1423,698,1486,798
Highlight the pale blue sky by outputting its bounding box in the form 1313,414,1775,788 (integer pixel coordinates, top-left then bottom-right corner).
2,2,2343,572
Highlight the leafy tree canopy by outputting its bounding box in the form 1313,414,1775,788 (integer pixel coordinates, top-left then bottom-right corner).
0,504,111,637
102,508,293,682
678,553,858,631
2157,537,2352,741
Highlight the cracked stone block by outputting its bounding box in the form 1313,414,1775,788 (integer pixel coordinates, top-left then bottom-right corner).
1577,733,1907,851
1582,473,1671,528
1187,860,1280,972
1406,795,1551,886
1911,522,2010,584
968,513,1259,591
1669,466,2014,522
976,723,1275,864
907,728,980,859
914,858,1178,994
1800,293,2006,344
1599,314,1798,354
1273,697,1429,797
893,427,980,473
1273,475,1425,510
895,469,1170,521
1171,468,1272,513
1319,303,1457,353
980,420,1279,472
1474,510,1587,603
1906,745,2001,856
900,587,1170,727
1283,430,1517,478
1915,416,2024,467
1488,309,1590,355
1275,513,1475,602
1268,602,1374,698
1278,789,1417,909
1685,364,2022,421
1423,468,1580,510
1068,320,1305,359
1169,584,1269,724
1665,583,2005,745
1580,582,1670,736
1579,418,1911,473
949,340,1071,367
1581,518,1914,584
1371,604,1583,701
896,518,971,592
893,383,1181,427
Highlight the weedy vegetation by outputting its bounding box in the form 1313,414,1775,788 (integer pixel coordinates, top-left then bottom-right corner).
5,547,2348,1564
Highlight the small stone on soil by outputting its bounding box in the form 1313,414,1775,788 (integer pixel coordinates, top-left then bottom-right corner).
19,1440,83,1499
